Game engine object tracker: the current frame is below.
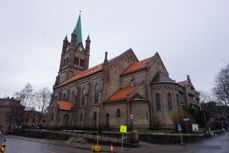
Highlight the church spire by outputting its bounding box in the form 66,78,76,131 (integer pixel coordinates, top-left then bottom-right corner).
74,13,82,47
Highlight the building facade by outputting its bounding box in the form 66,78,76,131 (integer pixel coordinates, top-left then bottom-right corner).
47,15,200,129
0,97,25,130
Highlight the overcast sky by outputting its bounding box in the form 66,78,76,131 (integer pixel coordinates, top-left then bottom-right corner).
0,0,229,97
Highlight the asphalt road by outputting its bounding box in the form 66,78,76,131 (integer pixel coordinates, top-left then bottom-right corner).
2,132,229,153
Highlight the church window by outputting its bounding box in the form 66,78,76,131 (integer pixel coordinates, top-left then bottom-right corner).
74,57,79,65
66,58,68,64
80,59,84,67
58,93,61,100
167,93,173,111
71,90,75,102
63,59,66,66
63,93,66,101
93,112,97,120
146,112,148,120
116,109,121,118
82,88,86,106
155,93,161,111
94,84,99,104
176,94,179,108
80,113,83,121
51,113,54,121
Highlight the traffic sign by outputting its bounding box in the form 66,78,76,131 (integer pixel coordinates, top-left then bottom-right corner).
120,125,127,133
177,124,182,131
183,118,190,121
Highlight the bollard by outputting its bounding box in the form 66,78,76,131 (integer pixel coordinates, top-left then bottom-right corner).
109,144,114,153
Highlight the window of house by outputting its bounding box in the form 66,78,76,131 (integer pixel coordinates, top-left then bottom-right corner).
176,94,179,108
155,93,161,111
116,109,121,118
93,112,97,121
167,93,173,111
94,84,99,104
82,88,86,106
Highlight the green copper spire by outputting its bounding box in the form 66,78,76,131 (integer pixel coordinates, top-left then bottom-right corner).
74,14,82,47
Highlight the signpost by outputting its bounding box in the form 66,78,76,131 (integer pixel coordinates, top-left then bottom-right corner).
177,124,184,145
120,125,127,152
183,118,190,143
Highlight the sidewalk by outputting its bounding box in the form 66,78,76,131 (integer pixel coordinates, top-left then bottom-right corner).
8,135,134,153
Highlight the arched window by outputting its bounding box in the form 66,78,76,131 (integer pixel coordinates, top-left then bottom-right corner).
93,112,97,120
63,114,69,127
63,93,66,101
167,93,173,111
51,113,54,121
82,88,86,106
176,94,179,108
80,113,83,121
155,93,161,111
71,90,75,102
116,109,121,118
94,84,99,104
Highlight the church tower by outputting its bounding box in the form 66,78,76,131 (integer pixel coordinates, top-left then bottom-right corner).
55,14,91,85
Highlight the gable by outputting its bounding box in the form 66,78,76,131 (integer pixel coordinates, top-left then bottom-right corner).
147,52,168,75
130,93,147,101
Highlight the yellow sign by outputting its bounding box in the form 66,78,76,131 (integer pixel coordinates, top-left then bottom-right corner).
91,146,101,152
120,125,127,133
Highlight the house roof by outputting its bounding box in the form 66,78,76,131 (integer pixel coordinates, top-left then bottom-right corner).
121,57,152,75
151,72,175,84
107,86,136,102
0,98,24,108
55,64,103,88
57,101,74,111
177,80,188,86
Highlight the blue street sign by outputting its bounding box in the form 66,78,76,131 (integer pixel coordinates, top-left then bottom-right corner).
177,124,182,131
183,118,190,121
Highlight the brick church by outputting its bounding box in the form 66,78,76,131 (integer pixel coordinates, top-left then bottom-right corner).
47,15,200,129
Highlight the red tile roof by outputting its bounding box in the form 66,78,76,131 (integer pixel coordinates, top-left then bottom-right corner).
107,86,136,102
55,64,103,88
121,57,152,75
57,101,74,111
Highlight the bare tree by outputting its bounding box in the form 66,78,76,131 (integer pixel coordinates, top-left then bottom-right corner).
199,91,214,103
14,83,35,109
213,63,229,116
213,64,229,105
34,87,51,126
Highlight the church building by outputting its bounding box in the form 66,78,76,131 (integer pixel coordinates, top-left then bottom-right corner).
47,15,200,129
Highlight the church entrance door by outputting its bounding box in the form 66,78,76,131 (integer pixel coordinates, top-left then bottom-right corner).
63,114,69,127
